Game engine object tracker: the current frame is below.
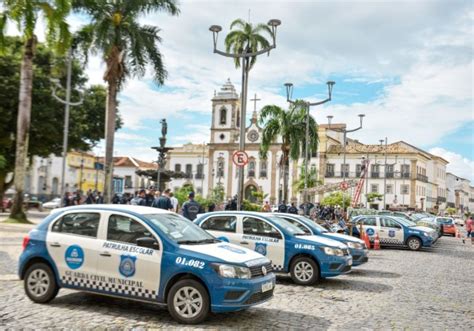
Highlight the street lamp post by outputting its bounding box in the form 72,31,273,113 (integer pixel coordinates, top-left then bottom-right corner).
327,114,365,212
51,49,84,207
284,81,335,214
209,19,281,211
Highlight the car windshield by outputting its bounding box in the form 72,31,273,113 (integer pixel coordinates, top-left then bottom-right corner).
437,217,453,224
296,216,328,233
393,217,417,227
268,216,307,235
144,213,218,244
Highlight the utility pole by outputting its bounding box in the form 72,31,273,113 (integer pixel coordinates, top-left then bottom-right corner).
51,49,84,206
209,19,281,210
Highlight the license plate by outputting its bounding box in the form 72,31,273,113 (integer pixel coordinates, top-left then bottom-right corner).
262,281,273,293
348,257,353,266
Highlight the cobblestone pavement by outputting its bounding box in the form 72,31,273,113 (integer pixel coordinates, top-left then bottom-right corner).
1,222,473,330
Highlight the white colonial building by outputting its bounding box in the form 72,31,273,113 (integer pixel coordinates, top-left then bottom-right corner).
166,79,469,213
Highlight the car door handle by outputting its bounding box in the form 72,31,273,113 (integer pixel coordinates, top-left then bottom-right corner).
49,242,61,247
100,251,111,257
240,241,249,245
380,230,385,232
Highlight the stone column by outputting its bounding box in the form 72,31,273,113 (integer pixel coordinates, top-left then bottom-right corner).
207,148,214,193
227,151,234,198
410,159,417,208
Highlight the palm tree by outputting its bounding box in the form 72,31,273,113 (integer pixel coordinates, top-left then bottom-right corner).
0,0,71,222
73,0,179,202
224,18,273,70
259,102,318,202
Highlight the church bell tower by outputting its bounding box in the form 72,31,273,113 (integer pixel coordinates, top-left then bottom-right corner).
210,79,240,144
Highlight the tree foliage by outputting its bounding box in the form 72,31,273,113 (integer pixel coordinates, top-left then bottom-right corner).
366,192,383,203
0,36,121,199
321,191,352,207
259,101,318,201
224,18,273,70
293,164,321,191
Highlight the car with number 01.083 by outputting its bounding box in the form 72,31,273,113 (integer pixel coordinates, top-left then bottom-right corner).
194,211,353,286
270,213,369,266
18,205,275,324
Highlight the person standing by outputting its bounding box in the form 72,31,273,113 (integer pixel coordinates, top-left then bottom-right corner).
152,189,173,211
169,192,179,212
278,201,288,213
137,189,147,206
465,215,473,244
288,202,298,214
182,192,203,221
96,192,104,204
262,201,271,212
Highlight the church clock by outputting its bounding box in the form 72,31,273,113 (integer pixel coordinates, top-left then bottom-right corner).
247,130,259,142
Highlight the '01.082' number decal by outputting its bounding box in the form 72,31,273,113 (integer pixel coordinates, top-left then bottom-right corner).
175,257,205,269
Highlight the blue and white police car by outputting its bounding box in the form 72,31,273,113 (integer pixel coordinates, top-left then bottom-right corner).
19,205,275,324
271,213,369,266
350,214,438,251
194,211,352,285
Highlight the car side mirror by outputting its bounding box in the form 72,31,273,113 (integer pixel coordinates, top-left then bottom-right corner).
136,237,159,250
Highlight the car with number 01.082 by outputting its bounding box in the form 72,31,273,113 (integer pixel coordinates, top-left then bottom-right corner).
18,205,275,324
194,211,353,286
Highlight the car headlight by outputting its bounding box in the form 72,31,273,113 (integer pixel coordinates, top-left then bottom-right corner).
346,242,363,250
213,264,251,279
321,247,344,256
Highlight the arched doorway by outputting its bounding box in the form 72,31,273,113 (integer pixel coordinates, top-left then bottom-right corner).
244,184,258,203
52,177,59,195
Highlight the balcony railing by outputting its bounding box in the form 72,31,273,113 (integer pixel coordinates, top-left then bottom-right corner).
417,174,428,182
324,171,418,180
195,173,204,179
437,196,446,203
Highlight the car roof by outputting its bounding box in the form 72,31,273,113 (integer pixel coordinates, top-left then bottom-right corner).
199,211,273,217
53,204,173,215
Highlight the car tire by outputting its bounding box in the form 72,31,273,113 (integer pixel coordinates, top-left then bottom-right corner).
167,279,210,324
290,256,320,285
24,262,59,303
406,236,422,251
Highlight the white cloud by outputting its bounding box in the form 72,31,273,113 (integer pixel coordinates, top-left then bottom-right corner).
429,147,474,183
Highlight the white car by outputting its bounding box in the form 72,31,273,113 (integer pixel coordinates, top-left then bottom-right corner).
42,198,61,209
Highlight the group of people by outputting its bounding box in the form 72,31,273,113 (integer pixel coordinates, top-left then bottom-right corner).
63,190,104,206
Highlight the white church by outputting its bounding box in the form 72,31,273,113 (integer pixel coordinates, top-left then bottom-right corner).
167,79,452,212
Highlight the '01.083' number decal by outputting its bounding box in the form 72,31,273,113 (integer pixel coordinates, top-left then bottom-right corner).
175,256,205,269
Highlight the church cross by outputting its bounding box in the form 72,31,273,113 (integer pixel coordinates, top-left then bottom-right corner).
250,93,261,112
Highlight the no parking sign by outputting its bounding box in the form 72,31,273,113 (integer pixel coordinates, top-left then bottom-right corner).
232,150,249,167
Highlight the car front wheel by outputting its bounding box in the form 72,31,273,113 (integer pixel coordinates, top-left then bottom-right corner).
24,263,59,303
406,237,422,251
290,257,320,285
167,279,210,324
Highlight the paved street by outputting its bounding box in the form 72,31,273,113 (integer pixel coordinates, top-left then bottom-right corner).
1,221,473,330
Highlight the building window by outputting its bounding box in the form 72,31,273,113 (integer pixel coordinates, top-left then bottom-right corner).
401,184,409,195
386,184,393,194
196,164,204,179
356,164,362,177
371,164,380,178
401,164,410,178
341,164,349,178
248,159,256,178
185,164,193,178
386,164,394,178
326,163,335,177
124,176,132,188
219,107,227,125
174,164,181,172
217,157,224,178
371,184,379,193
259,160,268,178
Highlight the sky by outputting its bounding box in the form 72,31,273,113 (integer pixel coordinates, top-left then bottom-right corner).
5,0,474,181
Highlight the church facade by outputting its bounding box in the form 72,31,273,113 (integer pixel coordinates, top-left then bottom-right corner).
167,80,458,213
